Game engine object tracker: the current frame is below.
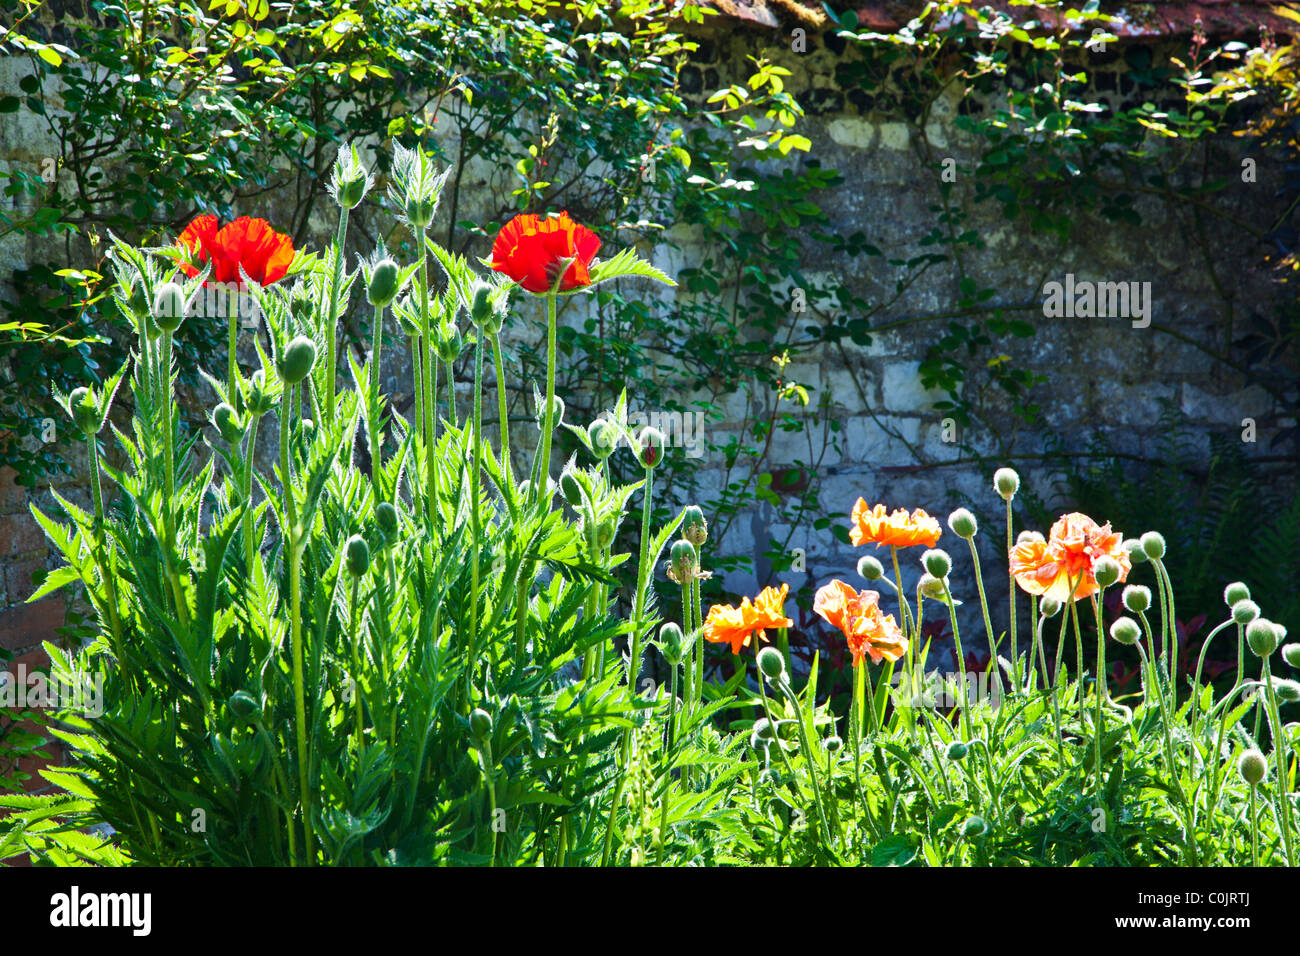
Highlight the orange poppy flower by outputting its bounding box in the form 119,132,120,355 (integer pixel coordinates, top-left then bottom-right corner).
1010,513,1130,603
177,215,294,287
813,579,908,666
849,499,942,549
702,583,793,655
491,212,600,294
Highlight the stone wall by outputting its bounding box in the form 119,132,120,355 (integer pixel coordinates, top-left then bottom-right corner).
661,22,1285,640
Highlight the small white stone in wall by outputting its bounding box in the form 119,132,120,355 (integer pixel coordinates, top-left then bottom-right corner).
827,117,876,149
879,123,910,151
881,361,947,411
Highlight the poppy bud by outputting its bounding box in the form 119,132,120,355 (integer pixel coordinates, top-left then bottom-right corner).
405,195,436,228
757,647,785,680
279,335,317,385
922,548,951,579
947,507,978,539
153,282,186,332
535,394,565,429
69,386,100,437
918,572,947,600
637,426,666,469
1122,538,1148,565
658,623,684,666
993,467,1020,501
1110,617,1141,646
1232,600,1260,625
290,290,314,324
588,419,618,459
213,402,243,444
596,517,615,550
435,323,463,364
1275,679,1300,703
1224,582,1251,606
469,708,493,740
1237,749,1267,787
469,281,495,328
946,740,969,760
961,816,988,838
682,505,707,547
332,144,371,210
338,176,368,210
559,468,584,507
375,502,399,543
344,534,370,578
367,258,400,308
1094,556,1122,590
824,735,843,754
1282,644,1300,669
1247,619,1278,658
1040,596,1062,618
670,539,698,582
127,280,150,320
1138,531,1165,561
1122,585,1151,614
857,555,884,581
247,370,277,415
227,690,261,725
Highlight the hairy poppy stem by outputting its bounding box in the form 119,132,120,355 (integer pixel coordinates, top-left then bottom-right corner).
1091,593,1107,805
1153,559,1178,691
775,677,834,849
1006,498,1021,690
347,578,364,749
537,292,558,500
1189,619,1235,726
325,205,349,425
408,332,424,441
416,224,436,528
279,389,313,865
466,334,485,701
368,302,385,496
1260,656,1297,866
940,580,972,741
490,330,512,480
630,466,655,684
160,331,188,630
964,539,1000,699
227,291,239,402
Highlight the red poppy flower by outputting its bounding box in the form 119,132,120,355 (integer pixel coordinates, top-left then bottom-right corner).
177,214,294,287
490,212,600,294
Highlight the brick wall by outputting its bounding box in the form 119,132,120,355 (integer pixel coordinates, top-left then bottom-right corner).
0,465,66,866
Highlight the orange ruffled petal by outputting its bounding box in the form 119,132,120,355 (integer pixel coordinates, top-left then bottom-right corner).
702,583,792,655
1010,513,1131,603
814,579,907,666
849,499,942,549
